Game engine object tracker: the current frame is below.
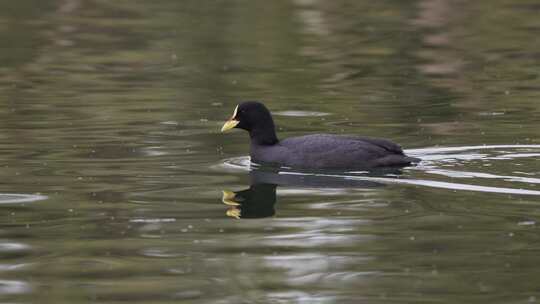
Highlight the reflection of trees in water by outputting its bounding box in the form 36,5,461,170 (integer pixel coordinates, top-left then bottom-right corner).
292,0,464,142
292,0,539,141
3,0,537,138
411,0,466,77
410,0,475,137
411,0,540,139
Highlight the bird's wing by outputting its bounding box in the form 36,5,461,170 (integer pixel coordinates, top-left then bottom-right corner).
278,134,407,168
281,134,403,155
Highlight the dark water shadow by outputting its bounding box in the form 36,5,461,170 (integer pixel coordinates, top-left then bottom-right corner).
221,166,397,219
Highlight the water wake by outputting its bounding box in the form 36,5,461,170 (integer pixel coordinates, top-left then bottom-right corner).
0,193,48,204
219,145,540,196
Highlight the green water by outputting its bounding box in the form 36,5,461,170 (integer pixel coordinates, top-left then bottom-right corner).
1,0,539,303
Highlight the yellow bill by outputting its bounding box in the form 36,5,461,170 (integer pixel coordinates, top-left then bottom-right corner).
220,119,239,132
220,105,239,132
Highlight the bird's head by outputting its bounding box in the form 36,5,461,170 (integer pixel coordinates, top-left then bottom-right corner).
220,101,278,145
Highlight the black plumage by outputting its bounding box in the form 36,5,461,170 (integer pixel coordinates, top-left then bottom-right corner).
221,101,420,170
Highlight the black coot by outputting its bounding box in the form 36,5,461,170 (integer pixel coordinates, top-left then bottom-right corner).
221,101,420,170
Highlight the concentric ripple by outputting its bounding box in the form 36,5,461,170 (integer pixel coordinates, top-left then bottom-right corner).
219,145,540,196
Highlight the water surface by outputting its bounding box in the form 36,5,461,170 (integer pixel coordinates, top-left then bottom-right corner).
1,1,539,303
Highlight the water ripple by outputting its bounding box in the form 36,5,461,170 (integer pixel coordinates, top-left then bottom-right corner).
273,110,331,117
0,193,47,204
0,280,31,294
218,144,540,196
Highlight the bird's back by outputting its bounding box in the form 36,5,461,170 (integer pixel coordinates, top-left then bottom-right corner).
251,134,417,169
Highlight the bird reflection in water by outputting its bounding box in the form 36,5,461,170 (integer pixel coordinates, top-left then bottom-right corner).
221,166,402,219
222,183,277,219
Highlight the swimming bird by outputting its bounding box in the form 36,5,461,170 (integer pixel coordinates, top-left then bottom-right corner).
220,101,420,170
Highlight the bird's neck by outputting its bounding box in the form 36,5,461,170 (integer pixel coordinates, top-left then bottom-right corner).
249,127,278,145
